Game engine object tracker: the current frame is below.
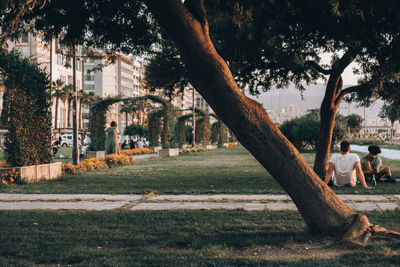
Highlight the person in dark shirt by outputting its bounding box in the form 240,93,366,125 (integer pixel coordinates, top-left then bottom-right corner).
361,145,395,183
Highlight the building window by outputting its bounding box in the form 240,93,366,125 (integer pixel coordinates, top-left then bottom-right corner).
85,85,95,91
196,97,202,107
85,75,94,81
57,54,63,65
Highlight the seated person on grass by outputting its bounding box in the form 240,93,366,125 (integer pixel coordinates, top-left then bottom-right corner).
361,145,396,183
324,141,371,189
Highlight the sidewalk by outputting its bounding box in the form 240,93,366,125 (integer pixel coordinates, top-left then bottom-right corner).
0,194,399,211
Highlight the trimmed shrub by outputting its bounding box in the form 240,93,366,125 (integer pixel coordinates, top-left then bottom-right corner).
0,50,52,166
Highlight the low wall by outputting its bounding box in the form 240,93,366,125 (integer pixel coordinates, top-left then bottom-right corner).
86,151,105,159
151,146,162,153
159,148,179,157
0,162,62,183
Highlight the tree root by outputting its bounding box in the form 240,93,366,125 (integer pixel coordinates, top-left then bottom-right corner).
342,214,400,246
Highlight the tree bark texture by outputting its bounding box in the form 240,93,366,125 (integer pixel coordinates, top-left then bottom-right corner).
313,74,344,178
144,0,368,238
313,49,358,178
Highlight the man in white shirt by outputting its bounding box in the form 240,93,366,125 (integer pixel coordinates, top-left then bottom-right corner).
324,141,371,189
137,139,145,148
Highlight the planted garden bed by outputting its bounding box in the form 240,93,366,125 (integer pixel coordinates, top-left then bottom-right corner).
0,162,62,183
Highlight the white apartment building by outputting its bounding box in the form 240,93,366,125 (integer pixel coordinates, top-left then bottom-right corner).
83,53,147,133
195,91,211,113
6,33,83,132
172,86,195,111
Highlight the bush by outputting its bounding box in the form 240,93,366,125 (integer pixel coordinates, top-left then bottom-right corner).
279,109,346,150
62,164,78,175
0,50,52,166
0,168,19,186
62,154,134,175
179,145,208,154
120,148,153,155
105,154,134,168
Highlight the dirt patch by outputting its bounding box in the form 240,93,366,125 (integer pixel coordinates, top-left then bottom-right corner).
152,238,400,262
232,240,351,261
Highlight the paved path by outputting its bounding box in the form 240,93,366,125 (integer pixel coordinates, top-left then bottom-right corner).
0,194,399,211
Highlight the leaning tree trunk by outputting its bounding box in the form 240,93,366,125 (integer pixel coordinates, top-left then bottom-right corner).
144,0,382,243
313,74,343,178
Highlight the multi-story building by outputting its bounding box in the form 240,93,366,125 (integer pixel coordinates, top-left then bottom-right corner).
4,32,202,141
195,91,211,113
84,52,118,130
83,53,147,133
172,86,195,111
6,33,84,133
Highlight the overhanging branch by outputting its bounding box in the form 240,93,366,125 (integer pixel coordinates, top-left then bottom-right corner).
336,84,368,103
332,47,361,75
306,61,332,75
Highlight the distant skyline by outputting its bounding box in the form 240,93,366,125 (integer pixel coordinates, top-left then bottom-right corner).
249,83,386,125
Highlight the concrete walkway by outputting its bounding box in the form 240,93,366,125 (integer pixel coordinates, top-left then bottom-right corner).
0,194,399,211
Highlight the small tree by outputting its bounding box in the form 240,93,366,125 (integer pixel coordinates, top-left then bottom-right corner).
346,114,363,137
379,102,400,143
0,50,52,166
280,110,346,151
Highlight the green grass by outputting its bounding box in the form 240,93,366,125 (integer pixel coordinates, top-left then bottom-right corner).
1,146,399,194
0,209,399,266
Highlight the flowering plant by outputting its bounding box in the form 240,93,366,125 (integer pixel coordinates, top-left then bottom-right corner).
225,142,238,148
179,146,208,154
0,168,19,185
120,148,153,155
62,154,134,175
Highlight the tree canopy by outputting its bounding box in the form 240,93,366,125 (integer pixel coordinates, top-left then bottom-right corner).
4,0,400,244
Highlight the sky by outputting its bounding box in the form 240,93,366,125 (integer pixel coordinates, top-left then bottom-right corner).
248,53,386,124
320,53,359,86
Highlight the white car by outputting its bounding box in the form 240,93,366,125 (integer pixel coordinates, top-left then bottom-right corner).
60,134,83,147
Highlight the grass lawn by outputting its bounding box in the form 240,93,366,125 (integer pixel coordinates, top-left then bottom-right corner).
0,209,399,266
0,146,399,194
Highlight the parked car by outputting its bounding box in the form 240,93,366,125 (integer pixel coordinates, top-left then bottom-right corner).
60,134,82,147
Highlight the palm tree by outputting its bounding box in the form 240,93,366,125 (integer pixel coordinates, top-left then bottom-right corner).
136,100,153,125
62,84,73,128
120,103,133,129
78,89,89,129
52,79,65,129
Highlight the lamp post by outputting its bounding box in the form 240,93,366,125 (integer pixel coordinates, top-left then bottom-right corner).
72,44,80,165
192,88,196,147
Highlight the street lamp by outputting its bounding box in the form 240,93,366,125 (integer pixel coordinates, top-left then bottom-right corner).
192,88,196,147
72,44,80,165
